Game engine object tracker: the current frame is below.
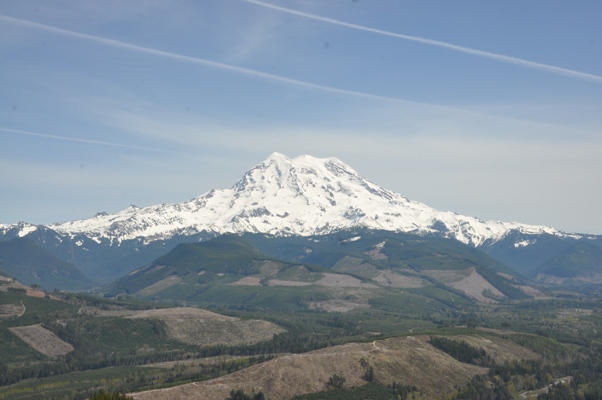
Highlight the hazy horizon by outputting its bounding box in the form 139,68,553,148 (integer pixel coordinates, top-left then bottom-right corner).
1,1,601,234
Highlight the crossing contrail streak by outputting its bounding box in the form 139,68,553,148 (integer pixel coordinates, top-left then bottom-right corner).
243,0,602,84
0,127,197,156
0,14,423,106
1,11,587,134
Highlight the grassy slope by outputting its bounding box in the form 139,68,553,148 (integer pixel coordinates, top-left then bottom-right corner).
247,231,528,299
108,232,528,314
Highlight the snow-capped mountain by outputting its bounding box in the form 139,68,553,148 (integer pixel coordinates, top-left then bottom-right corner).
3,152,577,247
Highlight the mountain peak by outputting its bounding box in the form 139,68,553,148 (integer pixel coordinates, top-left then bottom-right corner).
233,153,357,196
265,151,290,162
261,153,356,173
26,152,577,246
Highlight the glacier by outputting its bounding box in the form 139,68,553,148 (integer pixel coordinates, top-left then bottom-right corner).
1,152,578,247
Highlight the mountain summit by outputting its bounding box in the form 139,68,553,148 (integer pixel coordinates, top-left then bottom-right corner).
27,152,569,247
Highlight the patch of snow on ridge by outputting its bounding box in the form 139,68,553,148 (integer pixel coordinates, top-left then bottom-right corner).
514,240,535,248
340,236,362,243
35,152,579,246
17,223,38,237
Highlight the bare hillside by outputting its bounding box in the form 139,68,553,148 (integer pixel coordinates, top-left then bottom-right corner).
78,306,285,347
423,268,505,302
0,281,47,298
130,335,498,400
453,334,540,363
126,307,286,346
9,325,74,357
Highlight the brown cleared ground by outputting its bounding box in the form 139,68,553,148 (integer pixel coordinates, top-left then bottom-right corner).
315,273,377,288
78,306,286,347
364,241,388,260
0,303,24,321
332,256,370,275
372,270,427,288
9,325,74,357
331,256,425,288
139,354,283,369
126,307,286,346
308,299,370,313
446,334,540,363
230,276,262,286
423,267,505,303
130,333,541,400
266,279,312,287
0,281,47,298
230,270,380,289
135,275,182,297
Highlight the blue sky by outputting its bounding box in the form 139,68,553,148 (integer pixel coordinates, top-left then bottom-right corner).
1,0,601,234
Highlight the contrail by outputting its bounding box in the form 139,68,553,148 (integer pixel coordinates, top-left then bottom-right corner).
0,127,197,156
0,14,423,106
243,0,602,84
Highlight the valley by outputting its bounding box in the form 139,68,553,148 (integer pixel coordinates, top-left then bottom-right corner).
2,240,602,399
1,154,602,399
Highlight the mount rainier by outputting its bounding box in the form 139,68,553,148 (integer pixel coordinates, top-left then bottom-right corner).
2,152,599,286
1,152,578,247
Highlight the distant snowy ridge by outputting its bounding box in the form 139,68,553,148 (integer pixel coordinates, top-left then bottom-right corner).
2,152,578,247
0,221,39,238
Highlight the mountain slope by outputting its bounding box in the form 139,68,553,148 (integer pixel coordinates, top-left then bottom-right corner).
8,153,576,247
1,152,597,284
0,237,92,290
107,232,529,309
246,230,529,300
105,235,335,300
534,240,602,282
129,334,540,400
